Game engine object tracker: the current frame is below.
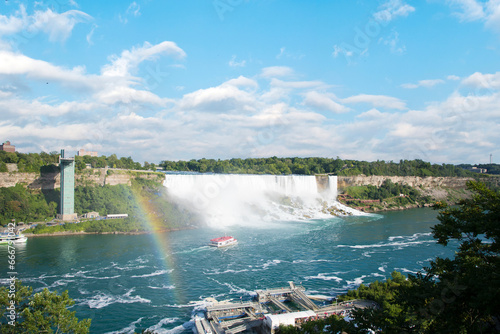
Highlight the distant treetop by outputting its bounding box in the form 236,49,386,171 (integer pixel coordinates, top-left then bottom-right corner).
159,157,479,177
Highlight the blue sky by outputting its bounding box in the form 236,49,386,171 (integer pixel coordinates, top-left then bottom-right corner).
0,0,499,164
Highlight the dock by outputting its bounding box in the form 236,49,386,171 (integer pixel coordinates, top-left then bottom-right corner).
193,281,376,334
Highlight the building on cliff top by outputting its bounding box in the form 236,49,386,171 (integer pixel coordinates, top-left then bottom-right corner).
77,148,98,157
0,141,15,153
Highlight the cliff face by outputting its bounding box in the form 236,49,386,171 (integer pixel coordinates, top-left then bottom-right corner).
0,168,164,189
337,176,472,191
337,175,475,212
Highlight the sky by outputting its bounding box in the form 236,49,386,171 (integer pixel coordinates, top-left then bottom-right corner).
0,0,499,164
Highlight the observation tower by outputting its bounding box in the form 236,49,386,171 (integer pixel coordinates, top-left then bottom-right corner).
58,149,78,221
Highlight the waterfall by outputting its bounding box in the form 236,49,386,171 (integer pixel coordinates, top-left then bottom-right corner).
163,174,351,227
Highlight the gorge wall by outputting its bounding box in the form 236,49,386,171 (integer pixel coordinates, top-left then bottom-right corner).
0,172,476,192
337,175,473,191
0,168,163,189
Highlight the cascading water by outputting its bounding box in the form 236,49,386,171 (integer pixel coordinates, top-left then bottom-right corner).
163,174,359,227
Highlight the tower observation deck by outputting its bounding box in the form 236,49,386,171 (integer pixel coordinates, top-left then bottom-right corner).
58,149,78,221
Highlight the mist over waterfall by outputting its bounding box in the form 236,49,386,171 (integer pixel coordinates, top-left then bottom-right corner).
163,174,354,227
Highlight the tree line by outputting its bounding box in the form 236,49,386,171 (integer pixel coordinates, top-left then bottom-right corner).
0,151,59,173
2,150,491,177
0,151,155,173
159,157,478,177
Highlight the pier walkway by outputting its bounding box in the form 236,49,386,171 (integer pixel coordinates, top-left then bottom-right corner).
195,282,376,334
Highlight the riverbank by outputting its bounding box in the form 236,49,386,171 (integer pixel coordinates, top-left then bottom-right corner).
23,226,194,238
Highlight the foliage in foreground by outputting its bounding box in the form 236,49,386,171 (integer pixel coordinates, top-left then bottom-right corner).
278,181,500,333
0,281,91,333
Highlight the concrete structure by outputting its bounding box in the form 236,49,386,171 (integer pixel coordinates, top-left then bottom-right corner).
466,166,488,173
77,149,98,157
58,149,78,221
0,141,15,153
194,281,377,334
83,211,99,219
264,311,316,332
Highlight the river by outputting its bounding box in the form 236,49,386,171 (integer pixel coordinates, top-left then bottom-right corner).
0,208,457,333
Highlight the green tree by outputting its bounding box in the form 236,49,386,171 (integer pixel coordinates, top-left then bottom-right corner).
0,281,91,333
400,181,500,333
278,181,500,333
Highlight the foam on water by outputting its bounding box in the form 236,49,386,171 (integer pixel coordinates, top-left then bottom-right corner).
105,317,144,334
131,269,173,278
148,284,175,290
346,275,368,287
146,318,185,334
305,273,344,283
78,288,151,309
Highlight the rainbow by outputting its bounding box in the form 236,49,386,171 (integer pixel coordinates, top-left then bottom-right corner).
130,185,186,305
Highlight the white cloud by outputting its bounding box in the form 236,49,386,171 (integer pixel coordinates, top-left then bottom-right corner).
379,31,406,54
1,38,498,165
95,86,171,106
86,24,97,45
119,2,141,24
229,55,246,67
260,66,294,78
341,94,407,110
224,76,259,89
302,91,350,113
270,78,326,89
485,0,500,31
101,41,186,77
461,71,500,89
0,97,96,117
447,0,486,21
0,5,92,46
357,108,387,119
0,5,27,36
275,47,304,60
446,0,500,33
447,74,461,80
0,41,184,108
127,2,141,17
373,0,415,22
332,45,352,58
31,9,92,42
401,79,445,89
178,84,257,113
0,50,96,88
389,122,429,139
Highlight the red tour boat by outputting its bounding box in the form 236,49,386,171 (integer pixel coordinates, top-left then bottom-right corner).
209,236,238,248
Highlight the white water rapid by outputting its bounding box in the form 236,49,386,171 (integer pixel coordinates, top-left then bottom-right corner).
163,174,362,227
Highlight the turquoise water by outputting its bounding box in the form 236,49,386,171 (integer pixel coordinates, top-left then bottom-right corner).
1,208,456,333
